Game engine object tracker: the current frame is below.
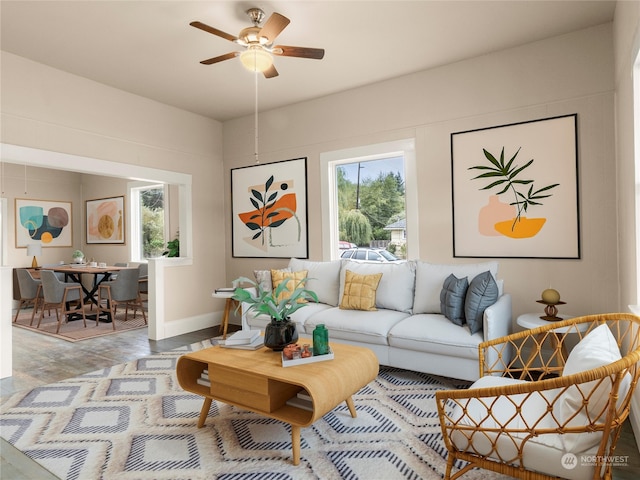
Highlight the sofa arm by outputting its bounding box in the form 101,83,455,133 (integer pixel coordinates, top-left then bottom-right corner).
482,293,512,342
481,294,512,376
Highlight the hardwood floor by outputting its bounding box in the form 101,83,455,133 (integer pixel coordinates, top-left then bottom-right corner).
2,322,639,479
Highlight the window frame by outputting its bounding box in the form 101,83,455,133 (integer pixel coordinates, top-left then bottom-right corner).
128,181,170,262
320,138,418,260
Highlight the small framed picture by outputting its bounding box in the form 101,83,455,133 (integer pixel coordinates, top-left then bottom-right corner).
86,196,125,244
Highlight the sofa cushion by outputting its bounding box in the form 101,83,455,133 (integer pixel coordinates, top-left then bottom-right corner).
464,271,499,335
247,302,332,331
271,269,308,303
440,274,468,326
254,268,290,292
413,261,498,314
339,260,415,313
288,258,341,306
339,270,382,311
388,314,482,360
558,324,631,452
304,307,410,346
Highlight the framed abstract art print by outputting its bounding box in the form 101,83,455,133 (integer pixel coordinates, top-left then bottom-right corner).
231,158,309,258
451,114,579,259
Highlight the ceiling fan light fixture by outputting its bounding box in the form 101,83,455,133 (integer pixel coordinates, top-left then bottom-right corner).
240,46,273,72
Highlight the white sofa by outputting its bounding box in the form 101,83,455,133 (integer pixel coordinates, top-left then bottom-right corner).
244,258,512,381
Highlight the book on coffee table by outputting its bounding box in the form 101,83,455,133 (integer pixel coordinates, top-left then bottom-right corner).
223,329,261,345
220,336,264,350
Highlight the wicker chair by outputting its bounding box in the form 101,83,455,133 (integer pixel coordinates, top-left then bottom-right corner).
436,313,640,480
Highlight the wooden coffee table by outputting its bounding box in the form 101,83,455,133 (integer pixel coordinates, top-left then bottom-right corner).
176,341,379,465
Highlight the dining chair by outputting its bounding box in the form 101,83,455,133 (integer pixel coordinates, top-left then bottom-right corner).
90,262,128,311
14,269,44,325
97,267,147,330
37,270,87,333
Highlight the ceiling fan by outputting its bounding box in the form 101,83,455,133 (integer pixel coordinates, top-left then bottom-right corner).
190,8,325,78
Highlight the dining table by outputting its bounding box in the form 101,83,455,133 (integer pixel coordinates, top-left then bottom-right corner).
42,264,135,320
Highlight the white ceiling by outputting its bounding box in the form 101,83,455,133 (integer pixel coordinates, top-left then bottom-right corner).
1,1,616,122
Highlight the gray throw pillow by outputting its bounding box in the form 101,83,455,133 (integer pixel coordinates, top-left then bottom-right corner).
440,274,469,326
465,270,499,335
253,268,290,292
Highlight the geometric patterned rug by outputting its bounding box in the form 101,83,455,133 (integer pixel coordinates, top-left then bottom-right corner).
0,340,511,479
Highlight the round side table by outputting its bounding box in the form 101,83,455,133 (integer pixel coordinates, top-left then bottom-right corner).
516,313,586,379
211,290,239,340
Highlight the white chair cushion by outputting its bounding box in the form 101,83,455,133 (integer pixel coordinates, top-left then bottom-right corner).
451,375,564,452
338,260,416,313
413,261,498,314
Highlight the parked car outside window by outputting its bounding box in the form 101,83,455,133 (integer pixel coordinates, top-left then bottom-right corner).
340,248,398,262
339,241,357,249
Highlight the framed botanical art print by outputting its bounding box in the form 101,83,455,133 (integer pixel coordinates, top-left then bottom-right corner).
86,196,125,244
15,198,73,247
231,157,309,258
451,114,580,259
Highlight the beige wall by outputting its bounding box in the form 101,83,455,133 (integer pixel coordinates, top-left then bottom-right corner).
1,52,226,327
614,0,640,314
2,164,82,266
2,18,638,327
223,23,621,322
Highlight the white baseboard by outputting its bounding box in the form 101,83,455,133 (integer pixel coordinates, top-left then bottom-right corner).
161,311,222,339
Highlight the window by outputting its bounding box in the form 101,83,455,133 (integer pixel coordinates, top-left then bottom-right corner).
129,182,168,261
320,139,418,260
336,156,405,257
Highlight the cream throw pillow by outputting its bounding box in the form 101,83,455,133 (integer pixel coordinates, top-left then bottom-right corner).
271,269,308,303
339,270,383,311
559,324,631,452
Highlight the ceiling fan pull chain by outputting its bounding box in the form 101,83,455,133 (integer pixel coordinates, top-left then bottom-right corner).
254,68,259,164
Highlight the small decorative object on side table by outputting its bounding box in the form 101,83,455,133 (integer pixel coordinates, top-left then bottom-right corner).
536,288,566,321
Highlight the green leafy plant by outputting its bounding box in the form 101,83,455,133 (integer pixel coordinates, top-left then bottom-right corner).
232,276,318,322
162,237,180,257
469,147,559,230
72,250,84,259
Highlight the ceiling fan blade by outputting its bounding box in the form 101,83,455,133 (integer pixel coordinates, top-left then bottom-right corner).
259,13,290,43
273,45,325,60
190,21,238,43
200,52,239,65
263,64,279,78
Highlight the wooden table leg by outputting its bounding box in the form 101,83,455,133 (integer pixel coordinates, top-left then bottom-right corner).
197,397,212,428
291,425,301,465
219,299,231,339
345,396,357,418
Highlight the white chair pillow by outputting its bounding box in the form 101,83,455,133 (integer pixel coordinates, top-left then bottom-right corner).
559,324,631,452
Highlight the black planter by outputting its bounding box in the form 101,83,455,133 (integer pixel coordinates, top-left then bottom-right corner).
264,318,298,351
